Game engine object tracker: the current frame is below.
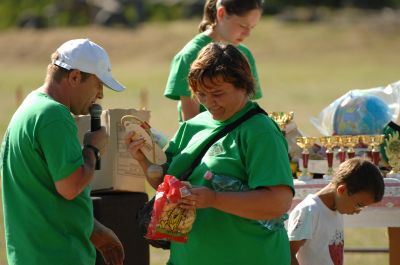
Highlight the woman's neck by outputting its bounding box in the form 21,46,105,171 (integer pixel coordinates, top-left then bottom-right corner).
204,27,226,43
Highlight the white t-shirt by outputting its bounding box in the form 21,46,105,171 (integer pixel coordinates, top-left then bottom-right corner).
287,194,344,265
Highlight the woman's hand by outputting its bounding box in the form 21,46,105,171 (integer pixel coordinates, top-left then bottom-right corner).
179,186,216,209
125,130,147,162
124,131,164,189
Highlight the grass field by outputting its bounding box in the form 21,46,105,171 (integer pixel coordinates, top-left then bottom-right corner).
150,228,390,265
0,8,399,265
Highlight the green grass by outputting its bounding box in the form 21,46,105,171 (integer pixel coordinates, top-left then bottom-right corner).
1,9,399,265
149,227,390,265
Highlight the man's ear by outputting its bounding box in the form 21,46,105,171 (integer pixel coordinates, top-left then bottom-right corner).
337,184,347,195
68,69,81,86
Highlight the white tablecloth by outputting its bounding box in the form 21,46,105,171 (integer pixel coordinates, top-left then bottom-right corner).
292,178,400,227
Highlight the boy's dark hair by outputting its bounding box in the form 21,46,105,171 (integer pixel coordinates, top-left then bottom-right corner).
188,42,255,97
332,157,384,202
199,0,264,32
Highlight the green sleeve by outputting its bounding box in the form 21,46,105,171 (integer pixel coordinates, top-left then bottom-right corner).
164,53,193,100
238,44,263,100
37,115,83,182
243,126,293,191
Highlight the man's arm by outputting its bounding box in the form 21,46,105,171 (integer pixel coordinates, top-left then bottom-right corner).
54,145,97,200
91,219,124,265
55,126,107,200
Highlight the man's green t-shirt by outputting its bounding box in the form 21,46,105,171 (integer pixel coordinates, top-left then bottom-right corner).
1,91,95,265
164,33,263,122
164,101,294,265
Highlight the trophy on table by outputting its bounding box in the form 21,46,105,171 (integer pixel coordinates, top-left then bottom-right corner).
296,136,317,181
270,111,294,136
370,135,385,167
319,136,336,180
333,135,346,163
384,131,400,179
360,135,373,161
343,135,359,159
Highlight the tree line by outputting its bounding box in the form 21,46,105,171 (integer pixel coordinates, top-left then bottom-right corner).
1,0,399,30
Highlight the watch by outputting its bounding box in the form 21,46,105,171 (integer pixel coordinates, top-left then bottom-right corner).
84,144,100,167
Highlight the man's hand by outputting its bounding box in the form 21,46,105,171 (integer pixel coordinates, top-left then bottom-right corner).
91,219,124,265
83,126,108,156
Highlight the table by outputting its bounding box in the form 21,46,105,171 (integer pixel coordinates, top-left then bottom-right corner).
91,191,149,265
292,178,400,265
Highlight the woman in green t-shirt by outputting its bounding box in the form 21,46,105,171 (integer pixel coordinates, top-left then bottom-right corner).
164,0,264,122
126,43,294,265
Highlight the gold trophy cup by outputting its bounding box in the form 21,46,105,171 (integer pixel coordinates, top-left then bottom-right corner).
320,136,336,180
270,111,294,135
370,135,385,167
343,135,359,159
360,135,374,161
296,136,317,181
333,135,346,163
384,131,400,179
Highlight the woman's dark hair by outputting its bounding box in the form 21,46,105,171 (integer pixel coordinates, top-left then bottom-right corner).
198,0,264,32
332,157,385,202
188,42,255,97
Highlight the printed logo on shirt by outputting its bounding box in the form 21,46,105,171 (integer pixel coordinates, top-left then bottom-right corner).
207,142,225,156
328,229,344,265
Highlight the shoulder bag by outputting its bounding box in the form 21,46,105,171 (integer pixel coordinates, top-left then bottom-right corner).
137,105,267,249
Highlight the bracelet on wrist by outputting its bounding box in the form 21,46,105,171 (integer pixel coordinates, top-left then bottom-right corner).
84,144,100,165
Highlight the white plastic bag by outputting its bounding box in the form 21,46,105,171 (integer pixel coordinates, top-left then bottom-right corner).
310,80,400,136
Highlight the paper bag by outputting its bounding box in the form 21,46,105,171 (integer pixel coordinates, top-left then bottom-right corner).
75,108,150,192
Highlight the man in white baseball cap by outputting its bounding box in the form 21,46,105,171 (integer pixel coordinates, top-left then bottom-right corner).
1,39,125,265
53,38,125,92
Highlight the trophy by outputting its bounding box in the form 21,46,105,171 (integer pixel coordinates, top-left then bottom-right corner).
270,111,294,135
360,135,373,161
370,135,385,167
319,136,336,180
343,135,359,159
333,135,346,163
384,131,400,179
296,136,317,181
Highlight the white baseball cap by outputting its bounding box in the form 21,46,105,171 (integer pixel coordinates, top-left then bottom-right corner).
52,38,125,92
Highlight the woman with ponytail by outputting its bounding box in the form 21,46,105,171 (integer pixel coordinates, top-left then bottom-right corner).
164,0,264,122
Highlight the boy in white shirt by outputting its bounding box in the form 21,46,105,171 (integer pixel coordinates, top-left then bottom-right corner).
287,157,385,265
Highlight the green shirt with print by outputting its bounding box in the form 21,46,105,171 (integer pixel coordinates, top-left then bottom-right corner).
164,101,294,265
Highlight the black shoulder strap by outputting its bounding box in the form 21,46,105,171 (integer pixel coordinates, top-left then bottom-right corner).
180,105,268,180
